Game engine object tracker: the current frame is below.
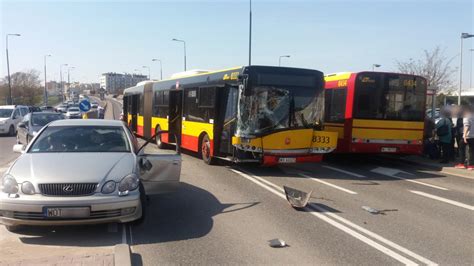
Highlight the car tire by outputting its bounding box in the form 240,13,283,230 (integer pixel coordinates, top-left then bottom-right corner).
8,125,15,136
200,134,215,165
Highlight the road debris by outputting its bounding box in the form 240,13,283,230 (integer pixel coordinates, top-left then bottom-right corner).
362,206,399,215
283,186,312,208
362,206,381,214
268,238,288,248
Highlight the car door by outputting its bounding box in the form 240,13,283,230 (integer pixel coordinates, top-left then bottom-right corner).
18,114,30,144
136,132,181,194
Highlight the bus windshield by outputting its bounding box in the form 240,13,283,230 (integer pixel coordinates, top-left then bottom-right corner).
353,73,426,121
236,85,324,137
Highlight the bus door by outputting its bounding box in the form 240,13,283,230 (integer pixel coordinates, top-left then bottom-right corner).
169,90,183,144
217,85,239,155
143,83,153,140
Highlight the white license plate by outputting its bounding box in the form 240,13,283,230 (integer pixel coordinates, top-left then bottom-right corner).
45,207,90,218
381,147,397,153
278,157,297,163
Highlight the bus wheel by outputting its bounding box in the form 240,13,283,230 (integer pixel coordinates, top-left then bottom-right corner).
200,134,215,165
155,126,167,149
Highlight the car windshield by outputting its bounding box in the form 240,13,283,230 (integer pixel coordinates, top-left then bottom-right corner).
31,113,63,126
28,126,131,153
0,109,13,118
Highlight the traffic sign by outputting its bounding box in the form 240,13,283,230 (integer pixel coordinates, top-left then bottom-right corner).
79,100,91,112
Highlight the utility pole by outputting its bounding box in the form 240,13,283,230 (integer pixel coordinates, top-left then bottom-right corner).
172,39,187,71
44,54,51,106
279,55,290,66
5,33,21,105
372,64,381,71
60,64,68,101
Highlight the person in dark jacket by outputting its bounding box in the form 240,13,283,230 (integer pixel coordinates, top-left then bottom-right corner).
436,109,453,164
455,106,469,168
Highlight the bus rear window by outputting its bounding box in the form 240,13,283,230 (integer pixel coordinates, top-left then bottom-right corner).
353,73,426,121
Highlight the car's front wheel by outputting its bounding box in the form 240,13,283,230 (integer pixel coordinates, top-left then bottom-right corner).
8,125,15,136
131,183,147,225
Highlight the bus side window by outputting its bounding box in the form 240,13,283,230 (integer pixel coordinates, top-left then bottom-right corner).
325,88,346,123
184,88,204,122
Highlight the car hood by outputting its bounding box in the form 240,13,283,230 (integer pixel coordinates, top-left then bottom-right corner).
0,118,10,123
8,152,135,184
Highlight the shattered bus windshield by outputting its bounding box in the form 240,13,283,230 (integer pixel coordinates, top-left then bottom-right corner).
236,85,324,137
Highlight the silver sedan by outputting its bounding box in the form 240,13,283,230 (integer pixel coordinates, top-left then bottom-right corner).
0,119,181,232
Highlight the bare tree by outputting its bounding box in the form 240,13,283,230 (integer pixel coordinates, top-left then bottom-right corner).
1,70,42,105
396,46,457,94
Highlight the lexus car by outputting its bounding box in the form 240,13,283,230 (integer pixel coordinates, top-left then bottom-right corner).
0,119,181,232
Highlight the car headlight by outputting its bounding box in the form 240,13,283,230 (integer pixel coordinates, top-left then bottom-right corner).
0,120,6,125
101,180,116,194
2,175,19,194
21,181,35,195
118,174,139,196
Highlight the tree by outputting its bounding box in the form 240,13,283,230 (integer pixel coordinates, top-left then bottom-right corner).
1,70,42,105
396,46,457,94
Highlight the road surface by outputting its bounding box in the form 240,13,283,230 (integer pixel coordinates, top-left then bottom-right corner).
0,100,472,265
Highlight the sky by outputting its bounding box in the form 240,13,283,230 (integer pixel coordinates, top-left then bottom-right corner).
0,0,473,88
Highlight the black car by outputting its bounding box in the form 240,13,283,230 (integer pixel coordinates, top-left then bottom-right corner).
28,106,41,113
16,112,64,144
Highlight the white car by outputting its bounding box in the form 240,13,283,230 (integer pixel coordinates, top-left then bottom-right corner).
0,105,29,136
1,119,181,231
65,107,82,119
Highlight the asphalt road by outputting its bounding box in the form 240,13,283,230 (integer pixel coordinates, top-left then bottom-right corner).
0,101,473,265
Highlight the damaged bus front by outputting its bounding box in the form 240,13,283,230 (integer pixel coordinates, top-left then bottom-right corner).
233,66,338,166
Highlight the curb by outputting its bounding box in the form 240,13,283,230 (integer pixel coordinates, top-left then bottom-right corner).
114,244,131,266
387,155,474,180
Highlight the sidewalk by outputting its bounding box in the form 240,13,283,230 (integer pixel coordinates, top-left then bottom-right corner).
393,155,474,179
0,253,114,266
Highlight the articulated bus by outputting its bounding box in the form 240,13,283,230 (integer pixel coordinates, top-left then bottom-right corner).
324,72,427,154
123,66,338,166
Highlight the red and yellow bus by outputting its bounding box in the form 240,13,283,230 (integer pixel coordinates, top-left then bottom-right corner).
123,66,338,165
324,72,427,154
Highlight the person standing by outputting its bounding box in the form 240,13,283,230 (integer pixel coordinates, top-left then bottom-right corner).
436,109,453,164
463,106,474,170
455,106,469,168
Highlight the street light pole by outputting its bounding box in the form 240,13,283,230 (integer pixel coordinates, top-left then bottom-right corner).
43,54,51,106
172,38,187,71
5,33,21,105
60,64,68,101
469,49,474,89
459,33,474,105
152,59,163,80
278,55,290,66
372,64,381,71
68,66,75,84
249,0,252,66
143,66,151,80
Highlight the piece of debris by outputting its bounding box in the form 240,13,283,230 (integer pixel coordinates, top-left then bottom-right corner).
283,186,312,208
268,238,287,248
362,205,380,214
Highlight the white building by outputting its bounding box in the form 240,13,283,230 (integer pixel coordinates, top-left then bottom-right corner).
100,73,147,94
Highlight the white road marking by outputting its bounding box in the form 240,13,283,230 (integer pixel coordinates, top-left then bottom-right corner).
231,168,436,265
323,165,367,178
409,190,474,211
299,173,358,195
371,167,448,191
129,224,134,245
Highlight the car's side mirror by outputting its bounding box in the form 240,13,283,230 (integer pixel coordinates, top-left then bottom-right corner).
139,157,153,171
17,123,26,129
13,144,25,153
